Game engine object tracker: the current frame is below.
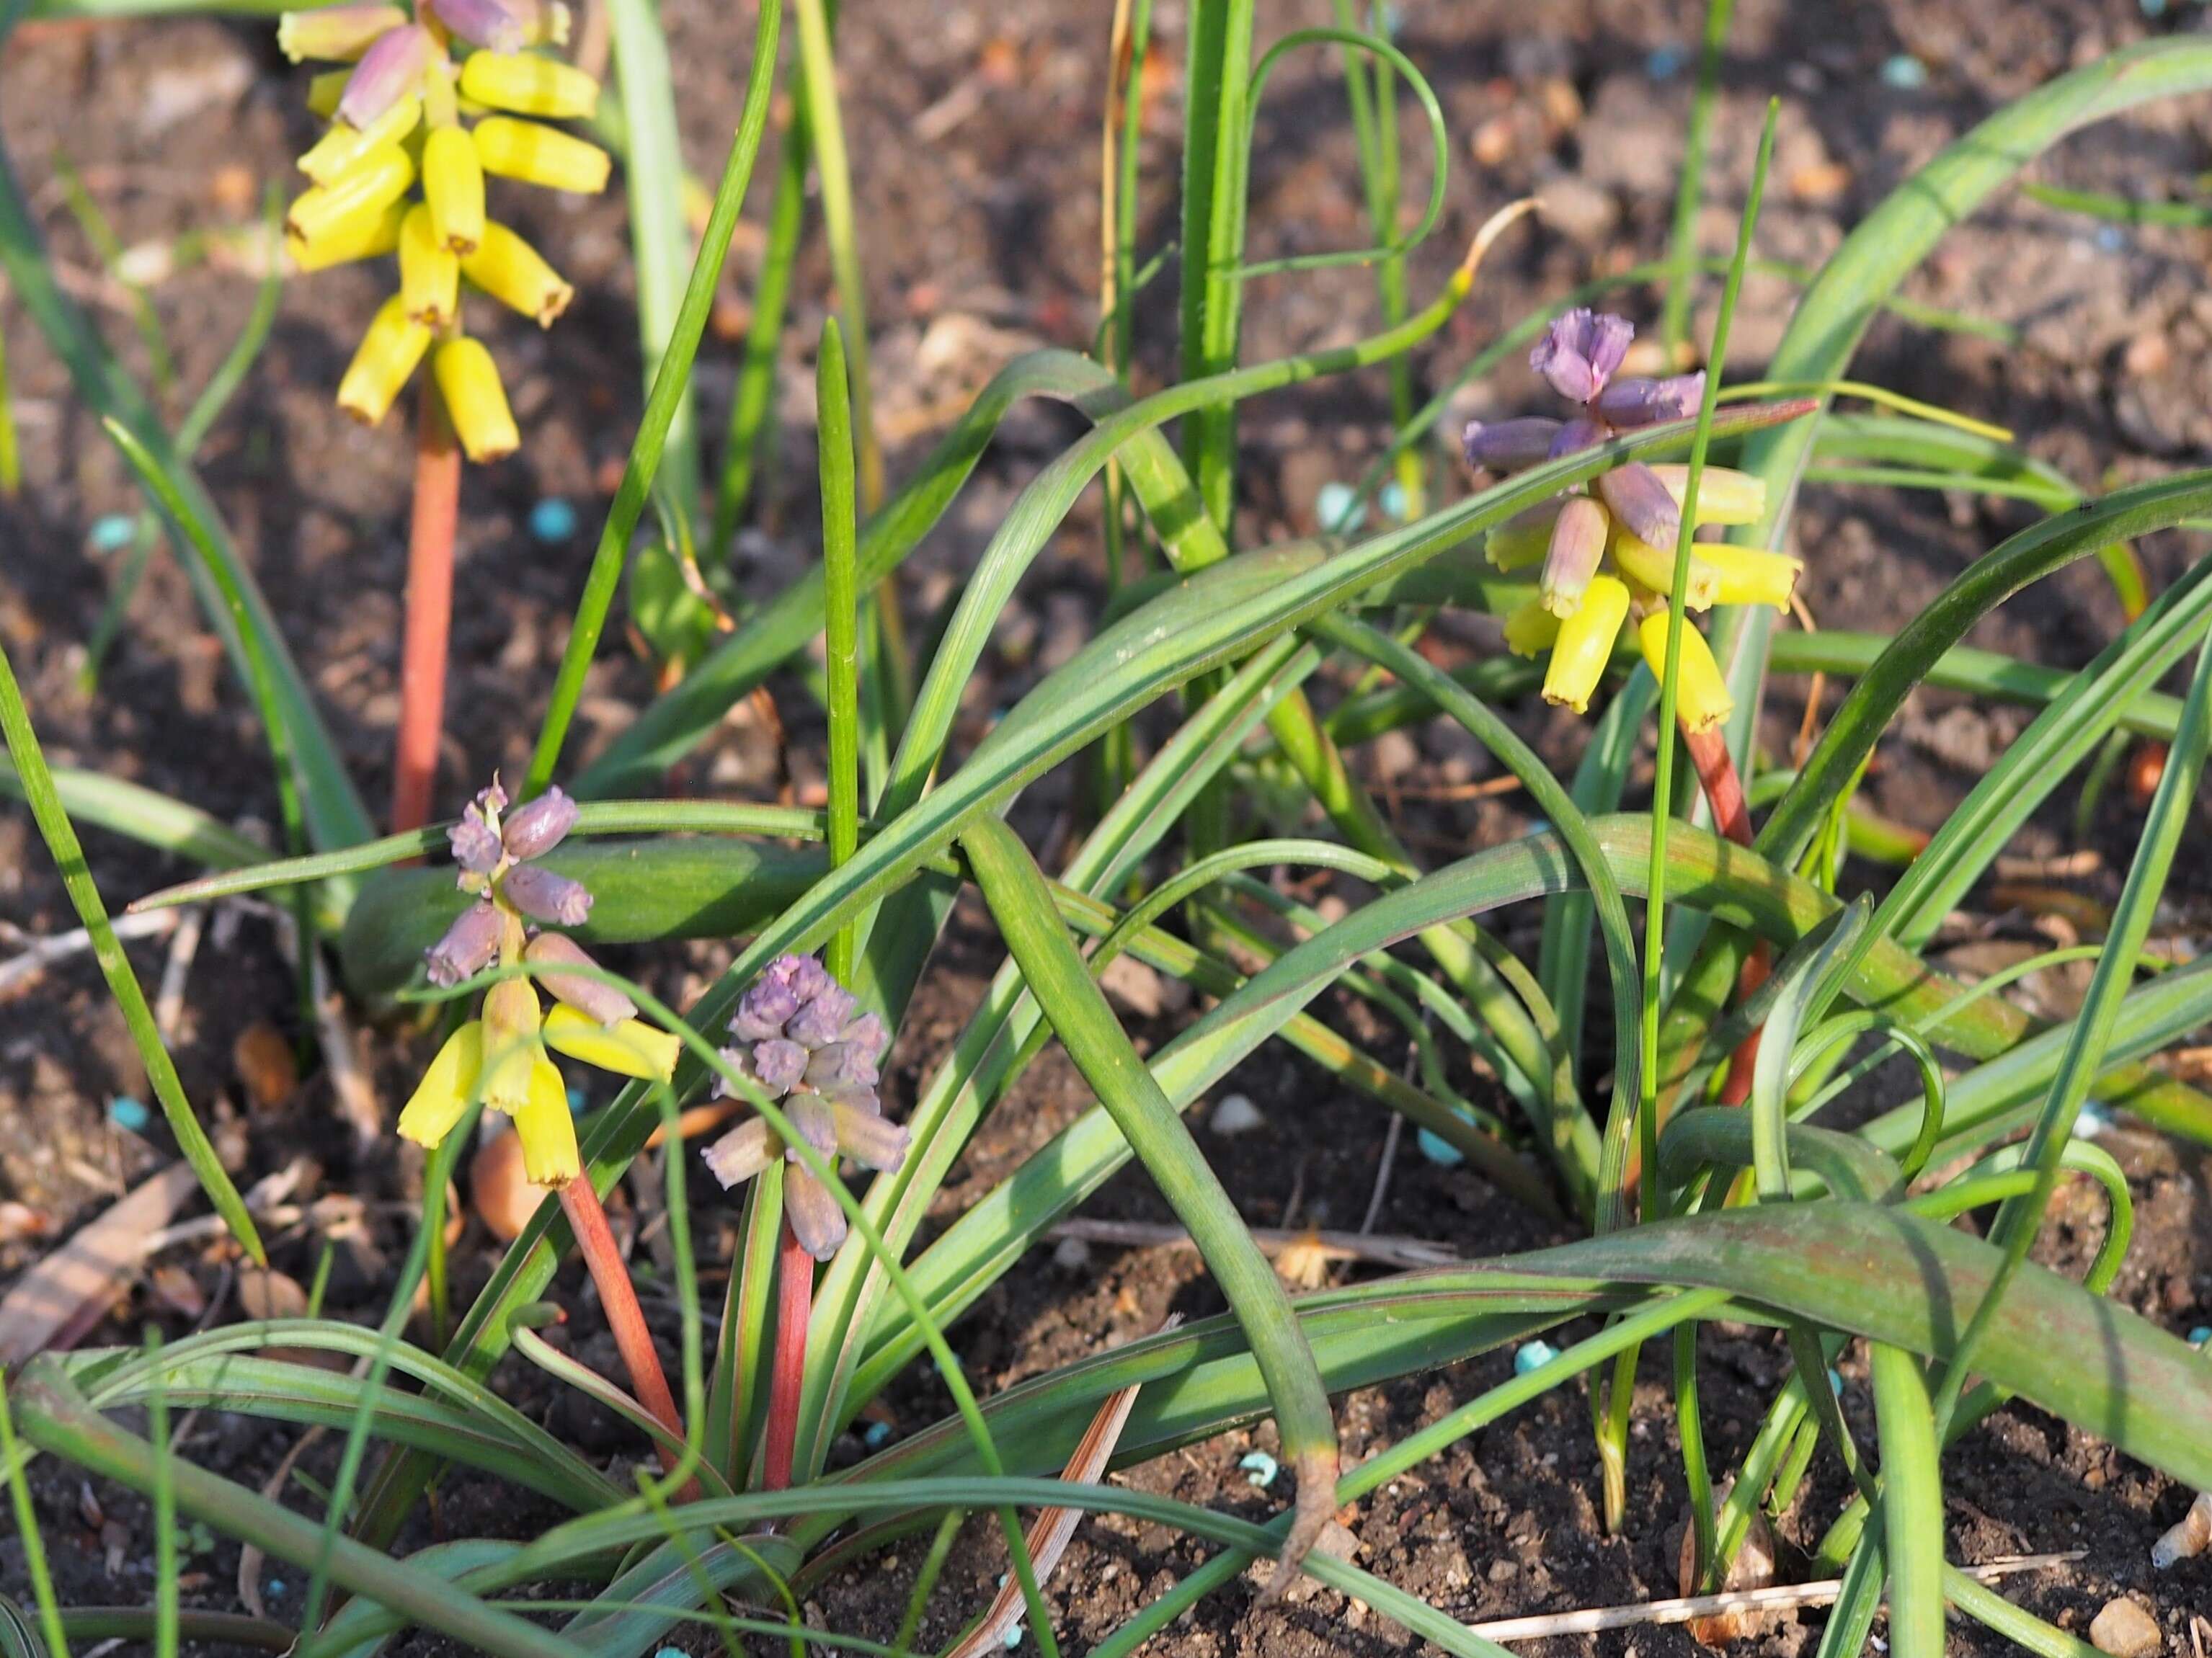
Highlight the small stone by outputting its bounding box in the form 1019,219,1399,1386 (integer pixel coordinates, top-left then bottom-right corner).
1099,954,1165,1020
233,1022,298,1113
2125,331,2173,378
107,1096,151,1134
862,1419,894,1450
1051,1235,1092,1272
1536,174,1618,246
1239,1450,1279,1488
1370,728,1420,781
2073,1103,2113,1140
529,498,579,543
1645,45,1685,79
1210,1094,1264,1136
1316,481,1366,533
237,1267,309,1322
2189,1326,2211,1346
1416,1128,1464,1167
2089,1596,2163,1658
1880,53,1928,89
1514,1339,1560,1375
88,514,136,556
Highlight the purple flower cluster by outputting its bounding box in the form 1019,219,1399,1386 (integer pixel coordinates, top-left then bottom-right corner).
705,953,907,1261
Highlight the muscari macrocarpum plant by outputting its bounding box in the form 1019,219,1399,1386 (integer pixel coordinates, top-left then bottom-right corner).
8,5,2212,1656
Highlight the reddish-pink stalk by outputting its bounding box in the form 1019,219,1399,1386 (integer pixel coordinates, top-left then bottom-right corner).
761,1221,812,1493
1682,724,1771,1107
391,377,461,839
559,1179,691,1484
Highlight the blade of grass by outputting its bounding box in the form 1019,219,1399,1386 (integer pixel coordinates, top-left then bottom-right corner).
0,1377,69,1658
1659,0,1736,351
819,318,861,984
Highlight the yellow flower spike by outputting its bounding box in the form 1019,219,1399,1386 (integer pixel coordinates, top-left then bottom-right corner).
479,976,545,1115
457,50,600,120
462,220,574,326
399,205,460,329
432,338,520,463
1608,525,1721,612
1699,544,1804,612
306,70,350,119
1636,607,1735,733
286,142,414,245
542,1004,681,1082
471,117,611,194
1502,598,1561,659
1646,464,1768,527
423,125,486,254
277,4,406,63
1542,575,1630,716
336,294,432,425
287,197,407,272
298,94,421,186
512,1058,581,1187
396,1020,484,1150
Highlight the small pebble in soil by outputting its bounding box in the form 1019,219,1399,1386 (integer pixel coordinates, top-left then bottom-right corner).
1416,1128,1464,1167
567,1084,587,1115
2073,1102,2113,1139
862,1419,894,1450
1316,481,1367,534
1514,1339,1560,1376
1210,1093,1265,1136
88,513,136,555
655,1649,687,1658
1002,1625,1023,1649
2096,224,2127,254
1379,480,1407,521
530,497,580,543
1879,53,1928,89
1052,1235,1092,1271
1829,1367,1845,1395
108,1095,151,1133
2188,1326,2210,1346
2088,1595,2162,1658
1239,1450,1280,1488
266,1579,285,1597
1645,44,1686,79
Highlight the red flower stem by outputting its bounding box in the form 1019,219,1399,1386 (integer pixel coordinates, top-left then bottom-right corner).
559,1178,690,1479
762,1218,812,1494
1681,724,1770,1107
391,376,461,839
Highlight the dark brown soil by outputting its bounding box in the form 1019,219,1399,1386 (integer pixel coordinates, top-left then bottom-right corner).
7,0,2212,1653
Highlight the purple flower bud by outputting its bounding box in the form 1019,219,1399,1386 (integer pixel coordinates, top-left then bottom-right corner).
830,1100,910,1172
785,985,858,1049
1596,373,1706,428
730,978,800,1042
839,1012,889,1067
783,1169,848,1260
1529,308,1634,404
804,1040,879,1095
702,1116,777,1187
1549,416,1609,458
1461,416,1563,472
784,1095,839,1162
427,0,525,51
750,1037,809,1096
423,899,501,986
1596,461,1682,551
523,931,634,1025
1539,496,1611,618
501,785,578,860
449,798,504,875
338,22,435,128
501,862,592,927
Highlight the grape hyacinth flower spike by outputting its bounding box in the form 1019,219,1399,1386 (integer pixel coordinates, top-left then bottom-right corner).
1462,308,1805,726
704,953,910,1260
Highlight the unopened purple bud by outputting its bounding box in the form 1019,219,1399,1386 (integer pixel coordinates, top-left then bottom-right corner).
1461,416,1563,472
1539,496,1611,618
786,986,857,1048
338,22,435,128
501,785,578,860
1596,462,1682,550
804,1041,879,1095
830,1101,910,1172
1530,308,1634,404
750,1037,809,1095
730,977,801,1042
839,1012,889,1067
424,899,501,986
449,800,504,875
501,862,592,927
1549,416,1609,458
784,1095,839,1162
783,1169,848,1260
523,931,634,1024
427,0,525,51
1596,373,1706,428
702,1116,777,1187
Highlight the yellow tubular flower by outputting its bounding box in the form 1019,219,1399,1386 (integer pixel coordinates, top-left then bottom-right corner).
396,1021,484,1149
277,4,406,63
336,295,432,425
288,198,407,271
432,338,520,463
1542,575,1630,716
399,205,459,329
512,1058,581,1186
479,977,546,1114
423,125,486,254
1636,608,1735,733
1647,464,1768,527
298,94,421,186
1609,525,1720,612
287,143,414,244
542,1004,680,1081
458,50,600,120
1503,598,1561,659
462,220,574,326
1700,544,1804,611
471,117,610,193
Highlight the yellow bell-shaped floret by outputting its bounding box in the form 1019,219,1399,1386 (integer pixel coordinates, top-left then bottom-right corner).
1541,575,1630,716
336,294,432,425
432,338,520,463
396,1020,484,1150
